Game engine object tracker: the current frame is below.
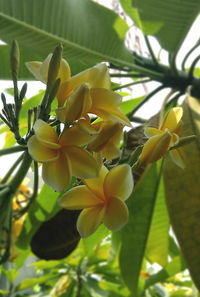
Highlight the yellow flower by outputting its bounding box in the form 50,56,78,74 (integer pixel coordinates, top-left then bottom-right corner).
57,63,110,106
26,53,71,85
138,107,185,168
27,120,100,192
59,164,134,237
87,121,124,160
56,83,132,127
26,55,110,107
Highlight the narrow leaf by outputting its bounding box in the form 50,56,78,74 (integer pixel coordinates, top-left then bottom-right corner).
119,163,161,296
163,95,200,289
145,171,170,267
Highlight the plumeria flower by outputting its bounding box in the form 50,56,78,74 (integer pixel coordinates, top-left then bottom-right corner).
87,121,124,160
26,54,110,107
57,63,110,106
59,164,134,237
56,83,132,127
27,120,100,192
138,107,185,168
26,53,71,86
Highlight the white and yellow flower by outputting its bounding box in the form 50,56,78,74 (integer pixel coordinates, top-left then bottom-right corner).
59,164,134,237
27,120,100,192
138,107,185,168
56,83,131,127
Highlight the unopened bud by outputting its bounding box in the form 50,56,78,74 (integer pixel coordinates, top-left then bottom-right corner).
10,40,20,81
47,44,63,87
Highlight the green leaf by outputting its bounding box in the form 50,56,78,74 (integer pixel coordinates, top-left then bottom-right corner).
82,275,109,297
120,96,144,115
145,256,186,289
120,0,200,52
16,184,61,249
119,163,161,296
145,171,170,267
0,0,133,78
163,95,200,290
15,272,58,291
82,225,109,258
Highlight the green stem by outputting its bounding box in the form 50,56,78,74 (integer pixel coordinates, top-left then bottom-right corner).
127,85,166,119
0,114,11,128
0,145,26,156
188,55,200,81
181,42,200,70
1,153,24,184
144,36,158,66
17,161,38,217
112,79,151,91
8,151,32,195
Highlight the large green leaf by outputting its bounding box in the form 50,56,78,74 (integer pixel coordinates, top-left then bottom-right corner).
145,172,170,267
0,0,133,79
120,0,200,52
119,163,161,296
163,96,200,289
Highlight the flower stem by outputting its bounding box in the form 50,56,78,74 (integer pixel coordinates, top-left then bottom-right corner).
1,153,24,184
0,145,26,156
127,85,166,119
112,79,151,91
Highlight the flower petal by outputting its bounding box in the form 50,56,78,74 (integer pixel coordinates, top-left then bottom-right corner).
56,84,92,123
57,63,110,106
42,152,72,192
104,164,134,201
84,166,108,200
145,127,163,138
169,148,186,169
28,135,59,162
77,206,105,238
59,120,100,147
138,131,171,165
103,197,129,231
39,53,52,83
160,107,183,132
90,88,132,127
34,119,60,149
26,61,43,82
64,146,100,179
88,121,123,153
101,142,121,160
59,185,102,210
57,58,71,83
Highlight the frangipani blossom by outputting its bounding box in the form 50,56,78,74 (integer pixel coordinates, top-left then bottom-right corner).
59,164,134,237
26,55,110,107
56,83,132,127
27,120,100,192
26,54,71,85
57,63,110,106
138,107,185,168
87,121,123,160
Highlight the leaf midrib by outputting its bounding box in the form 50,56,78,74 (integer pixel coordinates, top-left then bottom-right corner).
0,11,137,69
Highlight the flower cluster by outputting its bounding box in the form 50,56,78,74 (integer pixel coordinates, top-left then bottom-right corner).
27,54,134,236
26,52,185,238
